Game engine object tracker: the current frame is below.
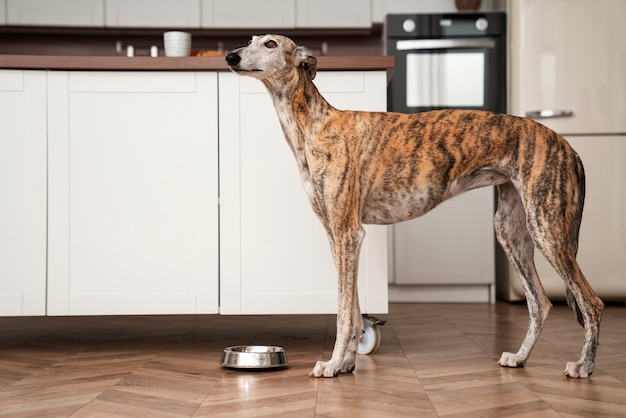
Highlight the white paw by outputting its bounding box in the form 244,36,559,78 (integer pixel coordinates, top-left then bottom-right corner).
497,352,526,368
309,360,341,378
564,361,593,378
340,356,356,374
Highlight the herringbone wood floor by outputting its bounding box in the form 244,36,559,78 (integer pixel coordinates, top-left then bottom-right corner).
0,303,625,417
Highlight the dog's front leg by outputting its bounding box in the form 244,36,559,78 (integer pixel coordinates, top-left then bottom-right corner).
310,225,365,378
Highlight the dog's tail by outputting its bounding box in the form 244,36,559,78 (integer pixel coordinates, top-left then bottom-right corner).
565,151,586,327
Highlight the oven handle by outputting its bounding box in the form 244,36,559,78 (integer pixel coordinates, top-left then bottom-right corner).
396,39,496,51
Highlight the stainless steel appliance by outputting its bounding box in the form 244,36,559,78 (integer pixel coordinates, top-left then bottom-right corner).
384,13,506,303
386,12,506,114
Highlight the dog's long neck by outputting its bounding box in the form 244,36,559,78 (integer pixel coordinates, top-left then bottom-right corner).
262,69,335,179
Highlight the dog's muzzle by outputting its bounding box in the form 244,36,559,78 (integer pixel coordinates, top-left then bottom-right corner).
225,53,241,67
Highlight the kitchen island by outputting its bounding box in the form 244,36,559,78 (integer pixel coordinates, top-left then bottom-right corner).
0,55,394,317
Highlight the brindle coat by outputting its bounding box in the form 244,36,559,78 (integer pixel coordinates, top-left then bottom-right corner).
225,35,604,378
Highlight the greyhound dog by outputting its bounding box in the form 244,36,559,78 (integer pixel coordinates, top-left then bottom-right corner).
225,34,604,378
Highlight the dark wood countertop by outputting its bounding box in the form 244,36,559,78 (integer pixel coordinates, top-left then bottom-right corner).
0,54,394,72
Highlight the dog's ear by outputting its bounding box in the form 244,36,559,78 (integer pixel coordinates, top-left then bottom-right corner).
295,46,317,80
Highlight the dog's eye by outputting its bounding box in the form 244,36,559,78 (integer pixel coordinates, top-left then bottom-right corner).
265,40,278,49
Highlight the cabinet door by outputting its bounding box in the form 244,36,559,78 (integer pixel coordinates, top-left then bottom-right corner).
105,0,200,28
200,0,295,28
389,187,495,303
507,136,626,300
0,71,47,316
219,71,388,315
295,0,371,28
372,0,458,23
510,0,626,134
6,0,104,26
47,72,219,315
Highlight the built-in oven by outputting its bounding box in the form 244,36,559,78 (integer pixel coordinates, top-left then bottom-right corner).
386,12,506,114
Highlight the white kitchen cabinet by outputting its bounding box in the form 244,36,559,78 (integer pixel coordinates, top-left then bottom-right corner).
295,0,371,28
218,71,389,315
372,0,457,22
201,0,295,29
509,0,626,134
47,71,219,315
105,0,200,28
0,70,47,316
6,0,104,27
389,188,495,303
201,0,371,29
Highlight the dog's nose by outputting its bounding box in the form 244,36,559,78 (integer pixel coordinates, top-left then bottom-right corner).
225,53,241,66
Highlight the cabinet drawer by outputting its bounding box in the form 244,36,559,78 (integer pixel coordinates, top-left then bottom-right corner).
6,0,104,26
68,71,197,93
201,0,295,28
104,0,200,28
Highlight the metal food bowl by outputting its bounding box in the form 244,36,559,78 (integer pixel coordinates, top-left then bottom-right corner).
220,346,288,370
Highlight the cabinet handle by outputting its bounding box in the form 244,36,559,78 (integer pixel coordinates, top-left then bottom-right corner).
525,109,574,119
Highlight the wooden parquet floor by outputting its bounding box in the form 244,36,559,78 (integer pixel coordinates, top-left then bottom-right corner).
0,303,625,417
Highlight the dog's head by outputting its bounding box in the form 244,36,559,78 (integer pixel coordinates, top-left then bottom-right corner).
225,34,317,81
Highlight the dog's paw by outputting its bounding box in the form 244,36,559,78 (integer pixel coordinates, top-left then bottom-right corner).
309,360,341,378
564,361,593,378
497,352,526,368
340,356,356,374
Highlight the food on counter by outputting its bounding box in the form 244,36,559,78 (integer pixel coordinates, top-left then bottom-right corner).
191,50,226,57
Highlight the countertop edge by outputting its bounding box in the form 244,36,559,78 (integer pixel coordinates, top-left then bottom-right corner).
0,55,395,72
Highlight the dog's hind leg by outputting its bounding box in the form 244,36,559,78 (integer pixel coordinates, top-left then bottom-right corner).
524,161,603,378
544,248,603,378
495,182,553,368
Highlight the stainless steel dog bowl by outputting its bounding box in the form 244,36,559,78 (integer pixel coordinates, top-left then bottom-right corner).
220,346,288,369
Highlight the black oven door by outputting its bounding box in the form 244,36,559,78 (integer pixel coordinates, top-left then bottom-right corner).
388,37,506,114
